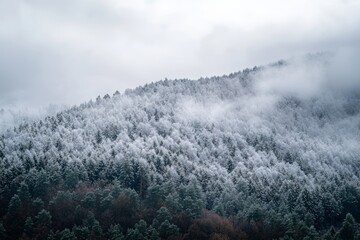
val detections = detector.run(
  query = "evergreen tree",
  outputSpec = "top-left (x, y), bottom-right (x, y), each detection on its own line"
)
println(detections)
top-left (158, 220), bottom-right (179, 239)
top-left (0, 223), bottom-right (7, 240)
top-left (5, 194), bottom-right (24, 238)
top-left (90, 221), bottom-right (103, 240)
top-left (72, 225), bottom-right (90, 240)
top-left (108, 224), bottom-right (124, 240)
top-left (148, 227), bottom-right (159, 240)
top-left (24, 217), bottom-right (34, 237)
top-left (303, 225), bottom-right (319, 240)
top-left (32, 197), bottom-right (45, 216)
top-left (152, 207), bottom-right (173, 229)
top-left (125, 220), bottom-right (150, 240)
top-left (322, 226), bottom-right (336, 240)
top-left (34, 209), bottom-right (52, 239)
top-left (95, 130), bottom-right (102, 144)
top-left (7, 194), bottom-right (22, 215)
top-left (64, 168), bottom-right (79, 189)
top-left (33, 170), bottom-right (50, 198)
top-left (57, 228), bottom-right (77, 240)
top-left (81, 192), bottom-right (96, 209)
top-left (18, 181), bottom-right (31, 203)
top-left (336, 213), bottom-right (357, 240)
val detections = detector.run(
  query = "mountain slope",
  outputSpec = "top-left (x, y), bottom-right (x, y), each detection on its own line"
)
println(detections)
top-left (1, 58), bottom-right (360, 239)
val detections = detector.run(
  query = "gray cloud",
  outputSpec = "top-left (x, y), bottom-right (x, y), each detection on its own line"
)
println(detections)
top-left (0, 0), bottom-right (360, 110)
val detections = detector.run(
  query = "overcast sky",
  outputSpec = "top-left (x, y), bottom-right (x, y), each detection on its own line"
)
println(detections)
top-left (0, 0), bottom-right (360, 109)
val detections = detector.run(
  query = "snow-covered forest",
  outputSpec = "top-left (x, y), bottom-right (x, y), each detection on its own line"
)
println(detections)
top-left (1, 57), bottom-right (360, 239)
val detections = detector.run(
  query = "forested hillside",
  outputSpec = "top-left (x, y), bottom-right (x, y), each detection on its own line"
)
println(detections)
top-left (1, 58), bottom-right (360, 239)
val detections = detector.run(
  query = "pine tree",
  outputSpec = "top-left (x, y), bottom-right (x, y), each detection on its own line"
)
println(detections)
top-left (18, 181), bottom-right (31, 203)
top-left (152, 207), bottom-right (173, 229)
top-left (24, 217), bottom-right (34, 236)
top-left (7, 194), bottom-right (22, 215)
top-left (0, 223), bottom-right (7, 240)
top-left (81, 192), bottom-right (96, 209)
top-left (337, 213), bottom-right (356, 240)
top-left (158, 220), bottom-right (179, 239)
top-left (72, 225), bottom-right (90, 240)
top-left (34, 209), bottom-right (52, 239)
top-left (5, 194), bottom-right (24, 238)
top-left (57, 228), bottom-right (77, 240)
top-left (148, 227), bottom-right (159, 240)
top-left (108, 224), bottom-right (124, 240)
top-left (32, 198), bottom-right (45, 216)
top-left (90, 221), bottom-right (103, 240)
top-left (95, 130), bottom-right (102, 144)
top-left (322, 226), bottom-right (336, 240)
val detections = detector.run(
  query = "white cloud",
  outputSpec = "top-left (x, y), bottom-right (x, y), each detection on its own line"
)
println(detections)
top-left (254, 57), bottom-right (327, 98)
top-left (0, 0), bottom-right (359, 109)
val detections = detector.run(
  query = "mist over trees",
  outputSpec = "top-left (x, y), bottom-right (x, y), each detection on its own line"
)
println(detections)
top-left (0, 58), bottom-right (360, 239)
top-left (0, 105), bottom-right (66, 133)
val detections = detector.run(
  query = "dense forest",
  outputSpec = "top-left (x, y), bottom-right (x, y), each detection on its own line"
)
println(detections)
top-left (1, 58), bottom-right (360, 239)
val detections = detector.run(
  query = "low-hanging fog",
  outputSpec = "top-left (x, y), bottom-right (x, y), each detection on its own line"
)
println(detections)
top-left (0, 0), bottom-right (360, 111)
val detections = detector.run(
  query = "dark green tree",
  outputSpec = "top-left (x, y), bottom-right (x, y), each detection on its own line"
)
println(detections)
top-left (72, 225), bottom-right (90, 240)
top-left (18, 181), bottom-right (31, 203)
top-left (322, 226), bottom-right (336, 240)
top-left (81, 192), bottom-right (96, 209)
top-left (125, 220), bottom-right (148, 240)
top-left (24, 216), bottom-right (34, 237)
top-left (5, 194), bottom-right (24, 238)
top-left (108, 224), bottom-right (124, 240)
top-left (64, 168), bottom-right (79, 189)
top-left (33, 170), bottom-right (50, 198)
top-left (303, 225), bottom-right (319, 240)
top-left (34, 209), bottom-right (52, 239)
top-left (180, 180), bottom-right (204, 218)
top-left (90, 221), bottom-right (103, 240)
top-left (32, 197), bottom-right (45, 216)
top-left (152, 207), bottom-right (173, 229)
top-left (148, 227), bottom-right (159, 240)
top-left (158, 220), bottom-right (179, 239)
top-left (56, 228), bottom-right (77, 240)
top-left (0, 223), bottom-right (7, 240)
top-left (146, 184), bottom-right (166, 209)
top-left (336, 213), bottom-right (357, 240)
